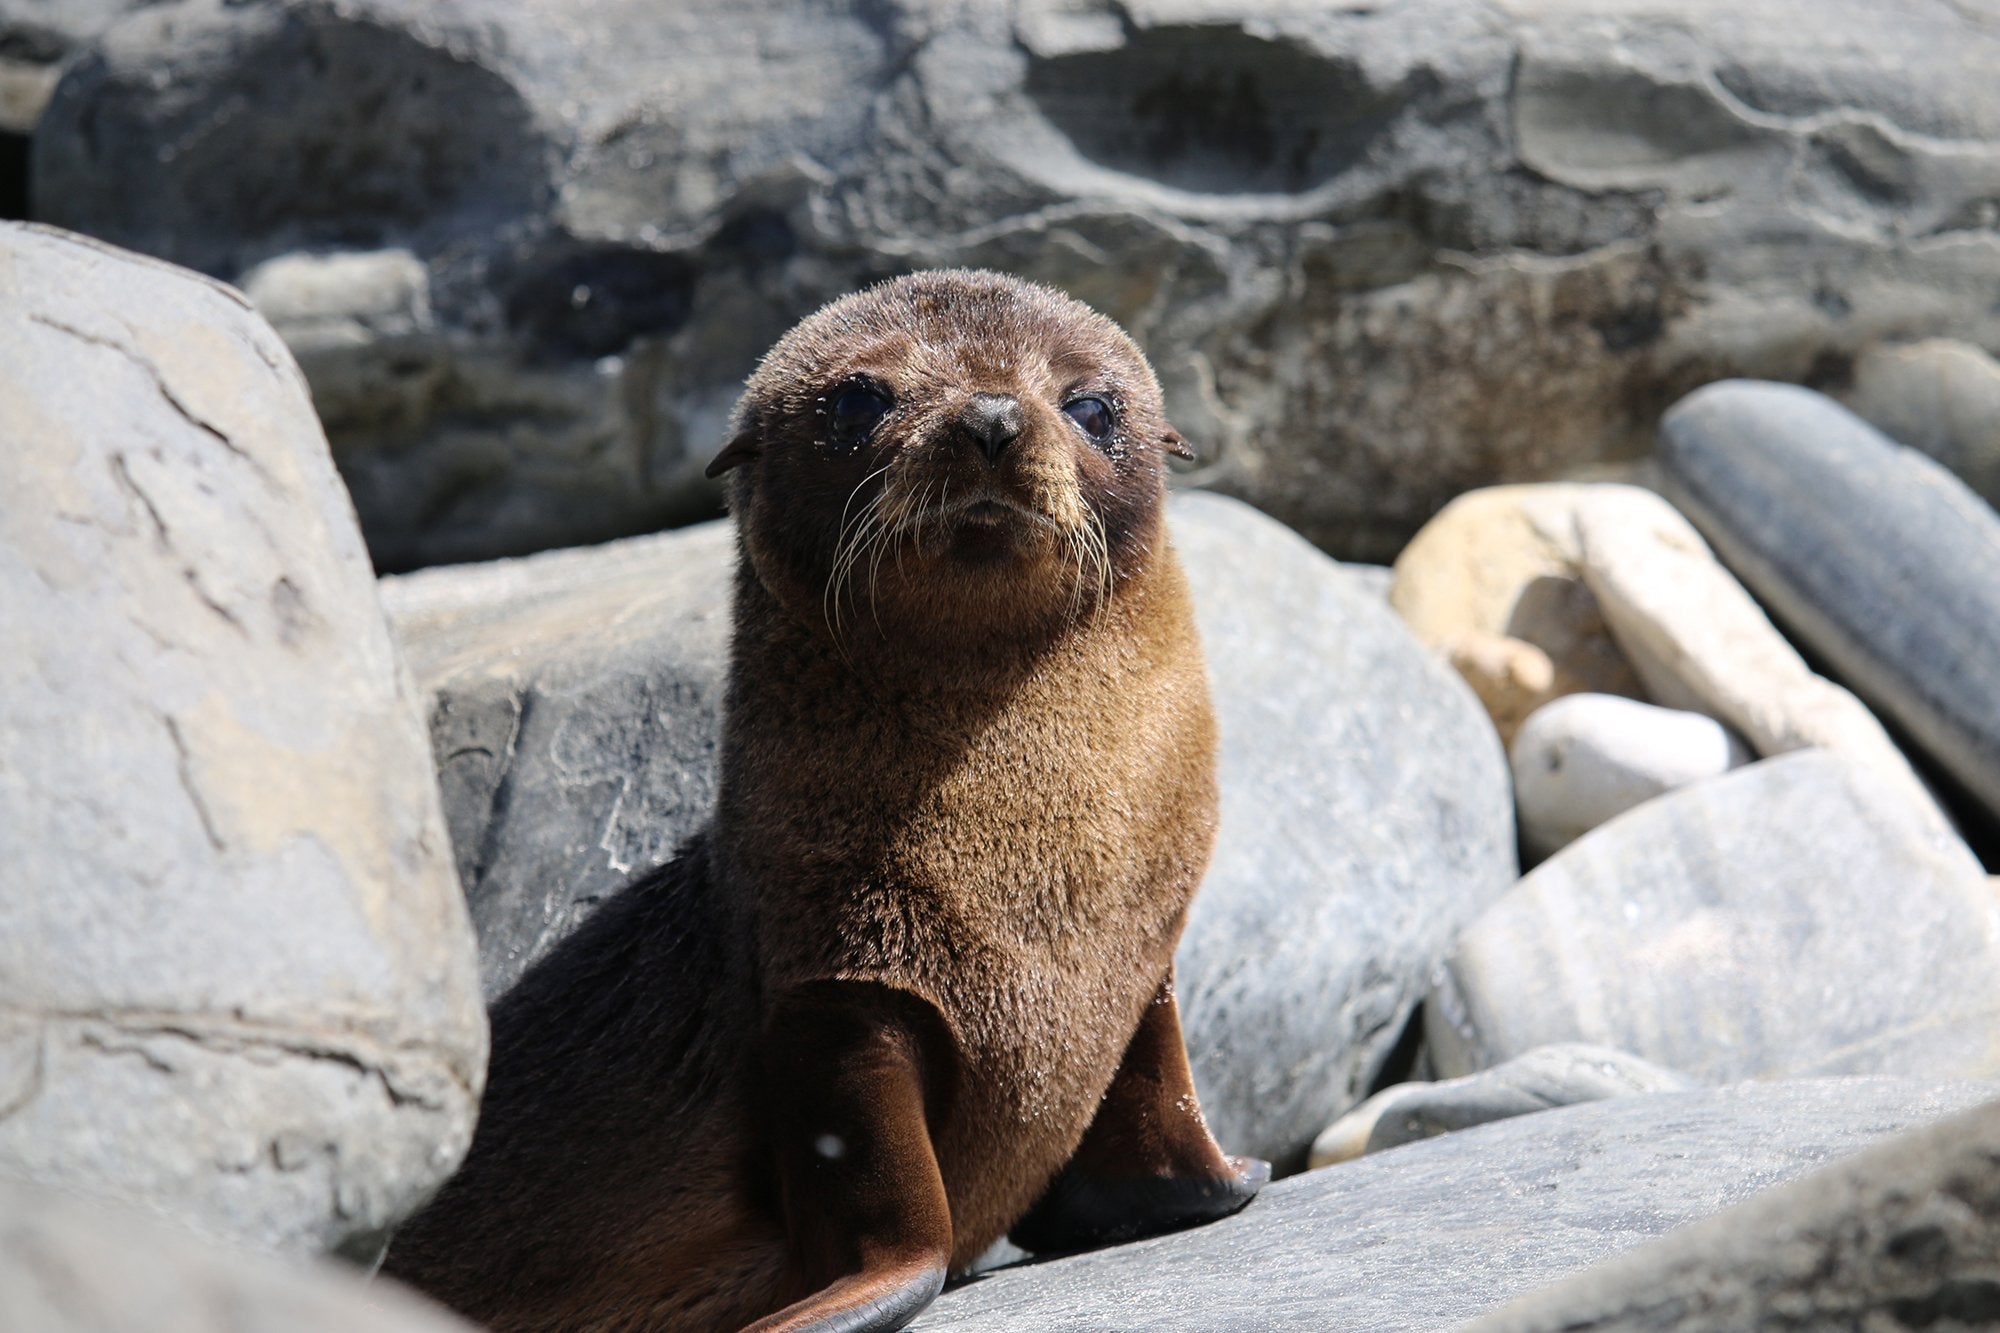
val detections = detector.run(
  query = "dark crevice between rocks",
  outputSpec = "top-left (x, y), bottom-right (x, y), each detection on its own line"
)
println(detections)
top-left (501, 243), bottom-right (699, 363)
top-left (1364, 1001), bottom-right (1429, 1097)
top-left (1890, 1277), bottom-right (2000, 1328)
top-left (0, 127), bottom-right (26, 220)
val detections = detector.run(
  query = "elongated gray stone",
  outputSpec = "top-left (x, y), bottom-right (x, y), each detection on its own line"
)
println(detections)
top-left (384, 493), bottom-right (1516, 1169)
top-left (1660, 379), bottom-right (2000, 830)
top-left (1427, 750), bottom-right (2000, 1084)
top-left (912, 1079), bottom-right (1999, 1333)
top-left (0, 222), bottom-right (485, 1255)
top-left (1308, 1044), bottom-right (1694, 1166)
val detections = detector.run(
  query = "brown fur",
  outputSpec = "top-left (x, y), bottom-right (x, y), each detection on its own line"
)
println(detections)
top-left (382, 271), bottom-right (1257, 1332)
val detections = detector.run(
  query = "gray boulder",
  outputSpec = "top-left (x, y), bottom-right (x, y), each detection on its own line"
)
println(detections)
top-left (0, 1175), bottom-right (475, 1333)
top-left (1661, 379), bottom-right (2000, 831)
top-left (1171, 492), bottom-right (1516, 1166)
top-left (385, 492), bottom-right (1516, 1168)
top-left (33, 0), bottom-right (2000, 566)
top-left (1428, 751), bottom-right (2000, 1084)
top-left (1467, 1093), bottom-right (2000, 1332)
top-left (0, 222), bottom-right (485, 1255)
top-left (379, 521), bottom-right (734, 1000)
top-left (912, 1079), bottom-right (1999, 1332)
top-left (1846, 338), bottom-right (2000, 510)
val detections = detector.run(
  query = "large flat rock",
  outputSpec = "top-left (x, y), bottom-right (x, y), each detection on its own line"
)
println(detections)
top-left (912, 1079), bottom-right (1999, 1332)
top-left (1468, 1093), bottom-right (2000, 1331)
top-left (0, 222), bottom-right (485, 1255)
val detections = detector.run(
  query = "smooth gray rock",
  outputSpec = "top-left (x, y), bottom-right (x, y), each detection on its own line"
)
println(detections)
top-left (1308, 1043), bottom-right (1694, 1166)
top-left (0, 1175), bottom-right (476, 1332)
top-left (1661, 379), bottom-right (2000, 833)
top-left (384, 492), bottom-right (1516, 1167)
top-left (34, 0), bottom-right (2000, 566)
top-left (1428, 750), bottom-right (2000, 1084)
top-left (1467, 1094), bottom-right (2000, 1332)
top-left (911, 1078), bottom-right (1998, 1333)
top-left (1847, 337), bottom-right (2000, 510)
top-left (0, 222), bottom-right (485, 1255)
top-left (1172, 492), bottom-right (1516, 1167)
top-left (380, 521), bottom-right (734, 999)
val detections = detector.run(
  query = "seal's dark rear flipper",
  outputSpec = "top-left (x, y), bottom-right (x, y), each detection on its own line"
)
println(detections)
top-left (1009, 969), bottom-right (1270, 1254)
top-left (745, 982), bottom-right (956, 1333)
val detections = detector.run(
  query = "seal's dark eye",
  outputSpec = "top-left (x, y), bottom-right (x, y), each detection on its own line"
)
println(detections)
top-left (1063, 396), bottom-right (1114, 440)
top-left (827, 383), bottom-right (891, 449)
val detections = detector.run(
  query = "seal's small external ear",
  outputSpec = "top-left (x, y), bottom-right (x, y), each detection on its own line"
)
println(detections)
top-left (1160, 428), bottom-right (1196, 462)
top-left (705, 429), bottom-right (759, 479)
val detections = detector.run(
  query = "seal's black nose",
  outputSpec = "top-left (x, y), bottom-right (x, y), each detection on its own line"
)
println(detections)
top-left (957, 394), bottom-right (1024, 463)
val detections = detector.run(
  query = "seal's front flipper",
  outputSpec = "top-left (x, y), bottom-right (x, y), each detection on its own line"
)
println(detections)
top-left (744, 983), bottom-right (955, 1333)
top-left (1010, 971), bottom-right (1269, 1255)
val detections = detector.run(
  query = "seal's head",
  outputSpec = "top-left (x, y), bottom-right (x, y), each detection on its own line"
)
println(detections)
top-left (708, 270), bottom-right (1191, 645)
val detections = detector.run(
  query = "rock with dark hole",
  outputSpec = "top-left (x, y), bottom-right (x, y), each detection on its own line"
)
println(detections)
top-left (382, 492), bottom-right (1517, 1168)
top-left (911, 1079), bottom-right (1999, 1332)
top-left (32, 0), bottom-right (2000, 567)
top-left (0, 222), bottom-right (485, 1256)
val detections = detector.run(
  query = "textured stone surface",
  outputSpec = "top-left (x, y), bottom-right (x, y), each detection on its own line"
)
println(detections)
top-left (0, 222), bottom-right (485, 1255)
top-left (912, 1079), bottom-right (1997, 1332)
top-left (1307, 1044), bottom-right (1693, 1167)
top-left (1391, 484), bottom-right (1645, 745)
top-left (33, 0), bottom-right (2000, 567)
top-left (1171, 492), bottom-right (1516, 1167)
top-left (1847, 337), bottom-right (2000, 509)
top-left (385, 492), bottom-right (1516, 1168)
top-left (1662, 379), bottom-right (2000, 831)
top-left (1511, 693), bottom-right (1749, 861)
top-left (1468, 1094), bottom-right (2000, 1332)
top-left (1428, 751), bottom-right (2000, 1084)
top-left (380, 521), bottom-right (733, 999)
top-left (1575, 481), bottom-right (1951, 838)
top-left (0, 1176), bottom-right (476, 1332)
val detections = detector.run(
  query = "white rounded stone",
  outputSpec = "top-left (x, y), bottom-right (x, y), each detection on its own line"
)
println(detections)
top-left (1511, 694), bottom-right (1749, 860)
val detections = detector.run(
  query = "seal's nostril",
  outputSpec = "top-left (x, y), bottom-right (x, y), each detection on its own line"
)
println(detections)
top-left (958, 394), bottom-right (1024, 462)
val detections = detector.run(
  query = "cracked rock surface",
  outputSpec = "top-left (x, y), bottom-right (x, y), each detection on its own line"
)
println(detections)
top-left (0, 222), bottom-right (486, 1256)
top-left (383, 493), bottom-right (1517, 1169)
top-left (32, 0), bottom-right (2000, 568)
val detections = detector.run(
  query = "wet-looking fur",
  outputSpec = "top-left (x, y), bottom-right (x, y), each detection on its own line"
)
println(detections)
top-left (382, 270), bottom-right (1266, 1333)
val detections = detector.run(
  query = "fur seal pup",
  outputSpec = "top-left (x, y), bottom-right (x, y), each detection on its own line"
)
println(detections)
top-left (382, 269), bottom-right (1268, 1332)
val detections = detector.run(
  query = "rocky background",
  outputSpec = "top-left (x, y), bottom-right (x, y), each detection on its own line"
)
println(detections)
top-left (8, 0), bottom-right (2000, 1328)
